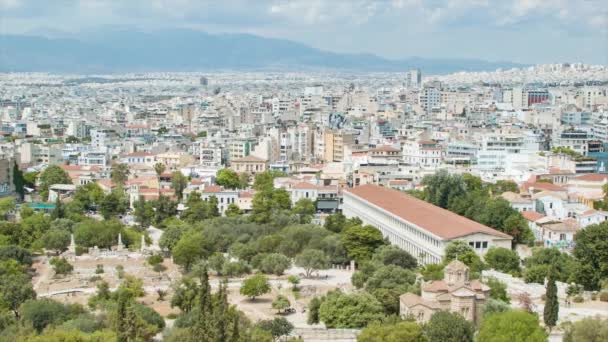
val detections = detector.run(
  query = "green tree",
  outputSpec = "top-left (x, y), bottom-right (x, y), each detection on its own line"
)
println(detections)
top-left (292, 198), bottom-right (316, 224)
top-left (358, 321), bottom-right (427, 342)
top-left (287, 275), bottom-right (300, 290)
top-left (319, 290), bottom-right (385, 328)
top-left (524, 247), bottom-right (577, 284)
top-left (485, 277), bottom-right (510, 304)
top-left (543, 266), bottom-right (559, 331)
top-left (151, 195), bottom-right (178, 225)
top-left (0, 260), bottom-right (36, 317)
top-left (295, 249), bottom-right (330, 277)
top-left (172, 233), bottom-right (212, 271)
top-left (484, 247), bottom-right (521, 274)
top-left (341, 225), bottom-right (385, 262)
top-left (153, 162), bottom-right (166, 179)
top-left (74, 219), bottom-right (125, 248)
top-left (12, 161), bottom-right (25, 200)
top-left (240, 274), bottom-right (271, 300)
top-left (110, 163), bottom-right (130, 186)
top-left (259, 253), bottom-right (291, 275)
top-left (573, 222), bottom-right (608, 290)
top-left (23, 171), bottom-right (38, 188)
top-left (420, 263), bottom-right (445, 281)
top-left (73, 182), bottom-right (105, 211)
top-left (171, 171), bottom-right (188, 201)
top-left (480, 299), bottom-right (510, 320)
top-left (563, 316), bottom-right (608, 342)
top-left (50, 256), bottom-right (73, 276)
top-left (39, 165), bottom-right (72, 200)
top-left (170, 276), bottom-right (199, 313)
top-left (425, 311), bottom-right (474, 342)
top-left (422, 169), bottom-right (467, 209)
top-left (225, 203), bottom-right (243, 217)
top-left (307, 297), bottom-right (322, 324)
top-left (19, 298), bottom-right (75, 333)
top-left (324, 212), bottom-right (347, 233)
top-left (477, 310), bottom-right (546, 342)
top-left (373, 245), bottom-right (417, 269)
top-left (51, 196), bottom-right (65, 220)
top-left (0, 198), bottom-right (16, 222)
top-left (133, 197), bottom-right (154, 229)
top-left (99, 188), bottom-right (128, 220)
top-left (256, 317), bottom-right (294, 339)
top-left (319, 234), bottom-right (349, 265)
top-left (272, 295), bottom-right (290, 314)
top-left (41, 228), bottom-right (70, 254)
top-left (444, 240), bottom-right (474, 262)
top-left (216, 169), bottom-right (242, 189)
top-left (0, 245), bottom-right (33, 266)
top-left (253, 170), bottom-right (285, 192)
top-left (251, 188), bottom-right (292, 224)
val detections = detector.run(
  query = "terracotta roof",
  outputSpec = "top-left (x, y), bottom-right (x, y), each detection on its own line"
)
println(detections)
top-left (399, 293), bottom-right (440, 309)
top-left (239, 191), bottom-right (254, 198)
top-left (346, 185), bottom-right (512, 240)
top-left (61, 165), bottom-right (101, 171)
top-left (521, 182), bottom-right (566, 192)
top-left (422, 280), bottom-right (448, 293)
top-left (573, 173), bottom-right (608, 182)
top-left (418, 140), bottom-right (437, 145)
top-left (292, 182), bottom-right (318, 190)
top-left (521, 211), bottom-right (545, 222)
top-left (96, 179), bottom-right (115, 188)
top-left (203, 185), bottom-right (223, 193)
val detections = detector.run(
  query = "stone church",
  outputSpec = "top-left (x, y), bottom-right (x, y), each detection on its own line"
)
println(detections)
top-left (399, 260), bottom-right (490, 324)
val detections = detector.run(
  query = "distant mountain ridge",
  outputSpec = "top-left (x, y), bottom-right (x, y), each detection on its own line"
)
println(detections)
top-left (0, 29), bottom-right (526, 74)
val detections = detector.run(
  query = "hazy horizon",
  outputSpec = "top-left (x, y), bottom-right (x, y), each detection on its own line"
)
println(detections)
top-left (1, 0), bottom-right (606, 65)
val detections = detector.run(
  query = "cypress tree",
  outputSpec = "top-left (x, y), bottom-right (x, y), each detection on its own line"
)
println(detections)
top-left (51, 196), bottom-right (65, 219)
top-left (12, 161), bottom-right (24, 200)
top-left (543, 265), bottom-right (559, 330)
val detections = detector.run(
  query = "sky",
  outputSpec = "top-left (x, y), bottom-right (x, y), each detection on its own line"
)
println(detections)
top-left (0, 0), bottom-right (606, 64)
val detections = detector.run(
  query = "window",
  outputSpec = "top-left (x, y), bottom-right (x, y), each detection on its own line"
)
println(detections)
top-left (475, 241), bottom-right (481, 249)
top-left (482, 241), bottom-right (488, 248)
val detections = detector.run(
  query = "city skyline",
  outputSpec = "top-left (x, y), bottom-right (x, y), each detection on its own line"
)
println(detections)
top-left (0, 0), bottom-right (606, 65)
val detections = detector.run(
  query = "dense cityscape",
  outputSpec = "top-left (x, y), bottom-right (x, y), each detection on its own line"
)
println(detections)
top-left (1, 0), bottom-right (608, 341)
top-left (0, 63), bottom-right (607, 341)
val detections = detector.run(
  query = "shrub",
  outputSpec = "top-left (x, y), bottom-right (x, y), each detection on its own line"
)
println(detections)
top-left (88, 275), bottom-right (102, 282)
top-left (75, 246), bottom-right (86, 256)
top-left (95, 264), bottom-right (104, 274)
top-left (573, 295), bottom-right (584, 303)
top-left (599, 292), bottom-right (608, 302)
top-left (166, 313), bottom-right (178, 319)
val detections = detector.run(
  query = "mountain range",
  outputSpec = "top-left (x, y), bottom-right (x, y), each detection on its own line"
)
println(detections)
top-left (0, 29), bottom-right (526, 74)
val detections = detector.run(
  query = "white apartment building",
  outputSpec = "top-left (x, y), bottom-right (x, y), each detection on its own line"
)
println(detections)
top-left (402, 140), bottom-right (443, 168)
top-left (475, 133), bottom-right (525, 172)
top-left (201, 185), bottom-right (239, 215)
top-left (343, 185), bottom-right (512, 264)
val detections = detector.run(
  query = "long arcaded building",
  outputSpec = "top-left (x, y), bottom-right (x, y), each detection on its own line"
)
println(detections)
top-left (342, 185), bottom-right (512, 264)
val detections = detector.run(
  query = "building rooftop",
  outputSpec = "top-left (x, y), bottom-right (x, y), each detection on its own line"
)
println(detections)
top-left (346, 185), bottom-right (512, 240)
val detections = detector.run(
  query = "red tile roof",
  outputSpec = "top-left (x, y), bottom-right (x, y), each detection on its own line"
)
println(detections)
top-left (521, 211), bottom-right (545, 222)
top-left (346, 185), bottom-right (512, 240)
top-left (573, 173), bottom-right (608, 182)
top-left (292, 182), bottom-right (318, 190)
top-left (521, 182), bottom-right (566, 192)
top-left (203, 185), bottom-right (223, 193)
